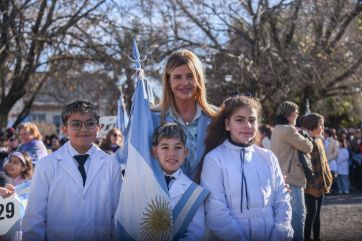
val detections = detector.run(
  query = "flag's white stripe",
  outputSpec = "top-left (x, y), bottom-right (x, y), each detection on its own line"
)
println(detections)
top-left (118, 143), bottom-right (169, 240)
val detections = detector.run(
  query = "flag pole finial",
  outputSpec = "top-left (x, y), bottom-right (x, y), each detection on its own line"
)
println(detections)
top-left (129, 39), bottom-right (146, 69)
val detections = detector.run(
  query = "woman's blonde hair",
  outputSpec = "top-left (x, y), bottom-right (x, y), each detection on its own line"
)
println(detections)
top-left (18, 122), bottom-right (42, 140)
top-left (159, 50), bottom-right (216, 120)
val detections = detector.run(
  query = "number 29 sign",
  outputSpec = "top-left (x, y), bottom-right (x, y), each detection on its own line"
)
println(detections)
top-left (0, 195), bottom-right (20, 235)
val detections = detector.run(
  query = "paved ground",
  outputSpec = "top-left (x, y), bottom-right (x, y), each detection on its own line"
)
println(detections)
top-left (320, 190), bottom-right (362, 241)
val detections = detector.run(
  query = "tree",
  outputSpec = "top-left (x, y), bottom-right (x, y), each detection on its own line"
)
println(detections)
top-left (0, 0), bottom-right (106, 128)
top-left (140, 0), bottom-right (362, 124)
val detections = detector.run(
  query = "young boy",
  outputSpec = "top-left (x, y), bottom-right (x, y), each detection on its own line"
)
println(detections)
top-left (22, 100), bottom-right (122, 241)
top-left (151, 123), bottom-right (208, 241)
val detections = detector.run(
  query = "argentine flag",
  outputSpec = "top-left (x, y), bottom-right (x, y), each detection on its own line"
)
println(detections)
top-left (116, 97), bottom-right (128, 136)
top-left (115, 72), bottom-right (172, 241)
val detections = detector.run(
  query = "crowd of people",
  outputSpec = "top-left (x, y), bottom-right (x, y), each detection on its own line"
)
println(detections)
top-left (0, 49), bottom-right (361, 241)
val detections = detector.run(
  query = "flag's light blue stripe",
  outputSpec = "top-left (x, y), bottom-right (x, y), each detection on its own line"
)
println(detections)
top-left (129, 79), bottom-right (168, 192)
top-left (117, 221), bottom-right (137, 241)
top-left (172, 184), bottom-right (209, 240)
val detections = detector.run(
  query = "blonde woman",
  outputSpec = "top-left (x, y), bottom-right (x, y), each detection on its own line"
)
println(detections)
top-left (117, 50), bottom-right (216, 182)
top-left (18, 122), bottom-right (48, 165)
top-left (152, 50), bottom-right (217, 182)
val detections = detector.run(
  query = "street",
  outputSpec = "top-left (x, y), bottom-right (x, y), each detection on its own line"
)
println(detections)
top-left (320, 191), bottom-right (362, 241)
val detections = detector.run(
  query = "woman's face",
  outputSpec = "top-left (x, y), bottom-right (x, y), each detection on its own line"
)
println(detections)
top-left (110, 131), bottom-right (122, 145)
top-left (18, 128), bottom-right (33, 144)
top-left (169, 64), bottom-right (197, 102)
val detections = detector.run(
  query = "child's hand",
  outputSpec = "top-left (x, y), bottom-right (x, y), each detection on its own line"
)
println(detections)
top-left (0, 184), bottom-right (15, 198)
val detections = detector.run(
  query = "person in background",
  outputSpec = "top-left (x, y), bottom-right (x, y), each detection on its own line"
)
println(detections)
top-left (49, 134), bottom-right (60, 152)
top-left (17, 122), bottom-right (48, 165)
top-left (259, 124), bottom-right (272, 150)
top-left (336, 137), bottom-right (350, 194)
top-left (300, 113), bottom-right (332, 241)
top-left (0, 135), bottom-right (9, 172)
top-left (1, 152), bottom-right (33, 241)
top-left (2, 152), bottom-right (33, 186)
top-left (271, 101), bottom-right (314, 241)
top-left (43, 135), bottom-right (52, 150)
top-left (349, 129), bottom-right (361, 190)
top-left (100, 128), bottom-right (123, 154)
top-left (201, 95), bottom-right (293, 241)
top-left (5, 128), bottom-right (18, 151)
top-left (323, 128), bottom-right (339, 194)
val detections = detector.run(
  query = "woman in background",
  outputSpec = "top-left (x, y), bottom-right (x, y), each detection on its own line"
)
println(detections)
top-left (323, 128), bottom-right (339, 194)
top-left (301, 113), bottom-right (332, 241)
top-left (18, 122), bottom-right (48, 165)
top-left (100, 128), bottom-right (123, 154)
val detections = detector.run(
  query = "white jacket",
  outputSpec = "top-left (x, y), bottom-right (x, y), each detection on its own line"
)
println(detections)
top-left (336, 147), bottom-right (349, 175)
top-left (201, 140), bottom-right (293, 241)
top-left (169, 169), bottom-right (206, 241)
top-left (22, 142), bottom-right (122, 241)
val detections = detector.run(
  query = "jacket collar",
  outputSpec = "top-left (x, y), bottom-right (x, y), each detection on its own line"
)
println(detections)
top-left (55, 142), bottom-right (108, 193)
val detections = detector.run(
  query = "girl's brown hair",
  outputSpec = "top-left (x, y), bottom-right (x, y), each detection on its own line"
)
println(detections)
top-left (204, 95), bottom-right (262, 155)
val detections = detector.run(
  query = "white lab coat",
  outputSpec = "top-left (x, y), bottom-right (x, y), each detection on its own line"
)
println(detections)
top-left (168, 169), bottom-right (206, 241)
top-left (201, 140), bottom-right (293, 241)
top-left (336, 147), bottom-right (349, 175)
top-left (22, 142), bottom-right (122, 241)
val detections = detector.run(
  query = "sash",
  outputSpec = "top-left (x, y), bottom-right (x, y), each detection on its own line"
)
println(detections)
top-left (172, 183), bottom-right (209, 240)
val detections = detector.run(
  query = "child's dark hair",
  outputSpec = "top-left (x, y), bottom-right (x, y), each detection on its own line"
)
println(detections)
top-left (152, 123), bottom-right (187, 147)
top-left (300, 113), bottom-right (324, 131)
top-left (61, 100), bottom-right (100, 125)
top-left (204, 95), bottom-right (262, 155)
top-left (259, 124), bottom-right (272, 139)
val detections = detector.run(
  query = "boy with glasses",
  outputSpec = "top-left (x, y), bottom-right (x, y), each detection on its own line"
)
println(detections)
top-left (23, 100), bottom-right (122, 241)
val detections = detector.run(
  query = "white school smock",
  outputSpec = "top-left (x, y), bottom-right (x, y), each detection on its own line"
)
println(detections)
top-left (22, 142), bottom-right (122, 241)
top-left (168, 169), bottom-right (206, 241)
top-left (336, 147), bottom-right (349, 175)
top-left (201, 140), bottom-right (293, 241)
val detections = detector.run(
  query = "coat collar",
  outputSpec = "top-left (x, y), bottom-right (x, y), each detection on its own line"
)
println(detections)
top-left (223, 139), bottom-right (255, 152)
top-left (169, 170), bottom-right (191, 198)
top-left (54, 142), bottom-right (108, 193)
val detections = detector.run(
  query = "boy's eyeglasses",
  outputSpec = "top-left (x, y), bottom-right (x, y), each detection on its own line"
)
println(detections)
top-left (112, 133), bottom-right (121, 137)
top-left (68, 120), bottom-right (97, 130)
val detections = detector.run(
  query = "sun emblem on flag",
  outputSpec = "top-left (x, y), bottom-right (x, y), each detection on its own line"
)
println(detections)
top-left (140, 196), bottom-right (173, 241)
